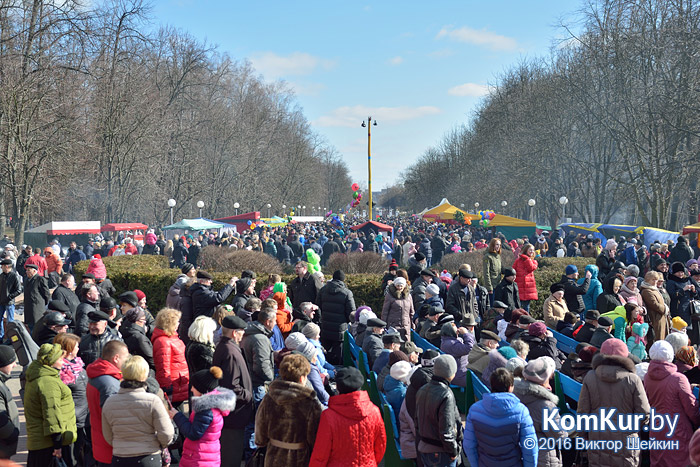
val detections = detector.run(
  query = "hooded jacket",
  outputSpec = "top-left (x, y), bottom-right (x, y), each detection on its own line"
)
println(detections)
top-left (151, 327), bottom-right (189, 402)
top-left (559, 274), bottom-right (589, 316)
top-left (309, 390), bottom-right (386, 467)
top-left (596, 275), bottom-right (625, 315)
top-left (121, 321), bottom-right (155, 369)
top-left (578, 265), bottom-right (602, 312)
top-left (381, 283), bottom-right (414, 339)
top-left (578, 353), bottom-right (650, 467)
top-left (58, 358), bottom-right (88, 428)
top-left (241, 321), bottom-right (274, 386)
top-left (191, 282), bottom-right (234, 319)
top-left (666, 273), bottom-right (698, 324)
top-left (255, 379), bottom-right (323, 467)
top-left (318, 279), bottom-right (356, 343)
top-left (24, 361), bottom-right (77, 451)
top-left (0, 371), bottom-right (19, 458)
top-left (464, 391), bottom-right (537, 466)
top-left (86, 358), bottom-right (122, 463)
top-left (644, 360), bottom-right (700, 467)
top-left (175, 388), bottom-right (236, 467)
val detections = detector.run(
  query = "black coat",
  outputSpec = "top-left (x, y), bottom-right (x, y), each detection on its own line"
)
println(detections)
top-left (0, 271), bottom-right (22, 306)
top-left (64, 362), bottom-right (88, 428)
top-left (288, 240), bottom-right (304, 261)
top-left (77, 330), bottom-right (122, 366)
top-left (559, 275), bottom-right (589, 316)
top-left (121, 321), bottom-right (155, 369)
top-left (51, 284), bottom-right (80, 317)
top-left (666, 274), bottom-right (699, 323)
top-left (172, 242), bottom-right (189, 267)
top-left (289, 273), bottom-right (322, 312)
top-left (185, 340), bottom-right (214, 376)
top-left (23, 274), bottom-right (50, 327)
top-left (596, 252), bottom-right (615, 277)
top-left (74, 299), bottom-right (98, 337)
top-left (276, 244), bottom-right (293, 264)
top-left (317, 280), bottom-right (356, 343)
top-left (0, 372), bottom-right (19, 458)
top-left (575, 322), bottom-right (597, 344)
top-left (414, 376), bottom-right (462, 457)
top-left (321, 240), bottom-right (340, 265)
top-left (521, 333), bottom-right (565, 367)
top-left (177, 282), bottom-right (195, 343)
top-left (445, 280), bottom-right (477, 323)
top-left (190, 282), bottom-right (233, 319)
top-left (493, 278), bottom-right (521, 315)
top-left (213, 337), bottom-right (254, 429)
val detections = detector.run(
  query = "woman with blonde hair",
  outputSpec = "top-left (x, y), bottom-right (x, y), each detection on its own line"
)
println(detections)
top-left (212, 304), bottom-right (235, 344)
top-left (152, 308), bottom-right (189, 406)
top-left (641, 271), bottom-right (669, 343)
top-left (483, 238), bottom-right (502, 307)
top-left (185, 316), bottom-right (217, 376)
top-left (102, 355), bottom-right (174, 467)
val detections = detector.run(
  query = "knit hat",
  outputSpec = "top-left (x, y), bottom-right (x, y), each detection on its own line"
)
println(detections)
top-left (118, 291), bottom-right (138, 308)
top-left (433, 354), bottom-right (458, 379)
top-left (133, 289), bottom-right (146, 302)
top-left (414, 252), bottom-right (425, 262)
top-left (284, 332), bottom-right (307, 350)
top-left (549, 283), bottom-right (565, 294)
top-left (181, 263), bottom-right (195, 274)
top-left (523, 356), bottom-right (556, 385)
top-left (666, 332), bottom-right (689, 354)
top-left (635, 362), bottom-right (649, 380)
top-left (389, 259), bottom-right (399, 271)
top-left (623, 275), bottom-right (637, 286)
top-left (37, 343), bottom-right (63, 366)
top-left (686, 259), bottom-right (699, 269)
top-left (672, 316), bottom-right (688, 331)
top-left (503, 268), bottom-right (516, 278)
top-left (0, 346), bottom-right (16, 368)
top-left (506, 357), bottom-right (525, 373)
top-left (676, 346), bottom-right (697, 367)
top-left (649, 340), bottom-right (674, 363)
top-left (578, 345), bottom-right (599, 363)
top-left (426, 284), bottom-right (440, 296)
top-left (393, 277), bottom-right (407, 288)
top-left (294, 341), bottom-right (317, 363)
top-left (301, 323), bottom-right (321, 340)
top-left (671, 262), bottom-right (686, 275)
top-left (388, 350), bottom-right (409, 367)
top-left (497, 346), bottom-right (517, 360)
top-left (332, 270), bottom-right (345, 282)
top-left (191, 366), bottom-right (222, 394)
top-left (390, 361), bottom-right (412, 385)
top-left (336, 367), bottom-right (364, 394)
top-left (528, 322), bottom-right (547, 338)
top-left (600, 338), bottom-right (628, 357)
top-left (565, 265), bottom-right (578, 275)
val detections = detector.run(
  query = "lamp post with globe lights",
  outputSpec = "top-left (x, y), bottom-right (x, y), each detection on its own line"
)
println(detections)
top-left (282, 204), bottom-right (286, 216)
top-left (474, 202), bottom-right (479, 213)
top-left (501, 200), bottom-right (507, 216)
top-left (266, 203), bottom-right (271, 218)
top-left (559, 196), bottom-right (569, 221)
top-left (167, 199), bottom-right (176, 225)
top-left (234, 202), bottom-right (240, 216)
top-left (196, 200), bottom-right (204, 218)
top-left (528, 199), bottom-right (536, 222)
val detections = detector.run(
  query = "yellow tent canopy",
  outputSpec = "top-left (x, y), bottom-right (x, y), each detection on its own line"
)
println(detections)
top-left (487, 214), bottom-right (536, 227)
top-left (421, 198), bottom-right (474, 221)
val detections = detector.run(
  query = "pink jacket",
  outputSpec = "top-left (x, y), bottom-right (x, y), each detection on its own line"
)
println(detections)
top-left (177, 388), bottom-right (236, 467)
top-left (644, 360), bottom-right (700, 467)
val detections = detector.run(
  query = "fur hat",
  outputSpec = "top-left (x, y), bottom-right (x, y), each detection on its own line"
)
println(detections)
top-left (649, 340), bottom-right (674, 363)
top-left (671, 262), bottom-right (686, 275)
top-left (191, 366), bottom-right (222, 394)
top-left (523, 356), bottom-right (556, 384)
top-left (433, 354), bottom-right (458, 379)
top-left (388, 350), bottom-right (409, 367)
top-left (549, 283), bottom-right (565, 294)
top-left (600, 338), bottom-right (628, 357)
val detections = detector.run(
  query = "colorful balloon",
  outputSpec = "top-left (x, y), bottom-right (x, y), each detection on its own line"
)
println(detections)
top-left (357, 193), bottom-right (362, 201)
top-left (247, 220), bottom-right (252, 225)
top-left (351, 183), bottom-right (360, 192)
top-left (250, 224), bottom-right (255, 230)
top-left (353, 191), bottom-right (359, 200)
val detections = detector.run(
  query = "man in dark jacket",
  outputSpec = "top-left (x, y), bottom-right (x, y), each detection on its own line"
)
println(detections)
top-left (404, 349), bottom-right (439, 420)
top-left (32, 312), bottom-right (70, 346)
top-left (0, 259), bottom-right (22, 344)
top-left (493, 268), bottom-right (521, 319)
top-left (23, 264), bottom-right (50, 331)
top-left (0, 346), bottom-right (19, 459)
top-left (14, 245), bottom-right (31, 280)
top-left (51, 273), bottom-right (80, 318)
top-left (589, 316), bottom-right (614, 348)
top-left (361, 318), bottom-right (387, 367)
top-left (321, 236), bottom-right (340, 266)
top-left (276, 238), bottom-right (293, 264)
top-left (669, 236), bottom-right (694, 265)
top-left (415, 354), bottom-right (463, 465)
top-left (288, 261), bottom-right (322, 315)
top-left (213, 315), bottom-right (253, 467)
top-left (445, 269), bottom-right (477, 324)
top-left (120, 307), bottom-right (154, 369)
top-left (596, 244), bottom-right (617, 277)
top-left (431, 232), bottom-right (447, 266)
top-left (231, 277), bottom-right (255, 318)
top-left (75, 285), bottom-right (101, 337)
top-left (411, 269), bottom-right (435, 318)
top-left (317, 269), bottom-right (356, 365)
top-left (288, 235), bottom-right (304, 264)
top-left (78, 311), bottom-right (122, 366)
top-left (559, 265), bottom-right (591, 317)
top-left (190, 270), bottom-right (236, 318)
top-left (171, 237), bottom-right (189, 268)
top-left (575, 310), bottom-right (600, 344)
top-left (419, 235), bottom-right (433, 266)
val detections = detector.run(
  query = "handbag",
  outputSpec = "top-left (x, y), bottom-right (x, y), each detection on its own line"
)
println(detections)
top-left (245, 447), bottom-right (266, 467)
top-left (690, 299), bottom-right (700, 318)
top-left (49, 456), bottom-right (68, 467)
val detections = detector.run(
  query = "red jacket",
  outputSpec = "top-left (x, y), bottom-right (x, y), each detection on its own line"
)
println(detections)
top-left (512, 254), bottom-right (538, 301)
top-left (152, 327), bottom-right (190, 402)
top-left (86, 359), bottom-right (122, 464)
top-left (24, 254), bottom-right (48, 277)
top-left (309, 390), bottom-right (386, 467)
top-left (124, 243), bottom-right (138, 255)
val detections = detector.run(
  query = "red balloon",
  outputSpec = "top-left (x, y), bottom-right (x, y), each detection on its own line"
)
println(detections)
top-left (351, 183), bottom-right (360, 192)
top-left (489, 212), bottom-right (495, 220)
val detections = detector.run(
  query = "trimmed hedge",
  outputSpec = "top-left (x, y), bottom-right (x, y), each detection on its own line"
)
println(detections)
top-left (73, 254), bottom-right (593, 320)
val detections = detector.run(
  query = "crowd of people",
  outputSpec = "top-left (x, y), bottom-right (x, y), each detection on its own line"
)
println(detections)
top-left (1, 223), bottom-right (700, 466)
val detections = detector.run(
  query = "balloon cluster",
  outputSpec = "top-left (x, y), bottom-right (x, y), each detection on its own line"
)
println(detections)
top-left (246, 220), bottom-right (257, 230)
top-left (350, 182), bottom-right (363, 208)
top-left (479, 210), bottom-right (495, 227)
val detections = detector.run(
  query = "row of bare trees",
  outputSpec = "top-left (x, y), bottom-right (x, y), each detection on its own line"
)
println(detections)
top-left (398, 0), bottom-right (700, 231)
top-left (0, 0), bottom-right (351, 245)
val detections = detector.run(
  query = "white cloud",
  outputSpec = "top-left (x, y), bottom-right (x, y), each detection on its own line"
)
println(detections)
top-left (287, 81), bottom-right (326, 97)
top-left (249, 52), bottom-right (335, 80)
top-left (436, 26), bottom-right (517, 51)
top-left (388, 56), bottom-right (403, 65)
top-left (448, 83), bottom-right (490, 97)
top-left (314, 105), bottom-right (441, 128)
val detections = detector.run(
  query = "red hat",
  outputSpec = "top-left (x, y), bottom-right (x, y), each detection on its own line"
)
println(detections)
top-left (133, 289), bottom-right (146, 302)
top-left (389, 259), bottom-right (398, 271)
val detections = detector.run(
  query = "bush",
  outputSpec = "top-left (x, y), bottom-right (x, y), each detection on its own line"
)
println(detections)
top-left (437, 249), bottom-right (515, 283)
top-left (324, 252), bottom-right (389, 275)
top-left (529, 257), bottom-right (596, 320)
top-left (198, 246), bottom-right (284, 275)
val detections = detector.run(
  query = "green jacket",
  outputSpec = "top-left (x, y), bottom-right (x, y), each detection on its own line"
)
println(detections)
top-left (23, 360), bottom-right (77, 451)
top-left (482, 252), bottom-right (502, 292)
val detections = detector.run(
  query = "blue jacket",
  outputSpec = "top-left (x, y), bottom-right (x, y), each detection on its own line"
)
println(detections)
top-left (464, 392), bottom-right (538, 467)
top-left (309, 339), bottom-right (335, 378)
top-left (579, 264), bottom-right (603, 314)
top-left (623, 245), bottom-right (638, 267)
top-left (307, 364), bottom-right (329, 406)
top-left (383, 375), bottom-right (406, 416)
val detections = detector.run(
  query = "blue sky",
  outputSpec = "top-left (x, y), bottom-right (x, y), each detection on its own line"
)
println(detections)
top-left (151, 1), bottom-right (581, 189)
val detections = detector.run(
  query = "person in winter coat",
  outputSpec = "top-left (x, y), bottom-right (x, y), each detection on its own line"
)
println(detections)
top-left (0, 259), bottom-right (22, 343)
top-left (381, 277), bottom-right (415, 342)
top-left (601, 303), bottom-right (640, 342)
top-left (644, 340), bottom-right (700, 467)
top-left (231, 277), bottom-right (255, 318)
top-left (666, 262), bottom-right (698, 335)
top-left (513, 357), bottom-right (567, 467)
top-left (255, 354), bottom-right (322, 467)
top-left (166, 263), bottom-right (197, 310)
top-left (668, 235), bottom-right (694, 265)
top-left (482, 238), bottom-right (503, 306)
top-left (493, 268), bottom-right (521, 316)
top-left (445, 269), bottom-right (478, 323)
top-left (384, 361), bottom-right (411, 417)
top-left (171, 238), bottom-right (189, 268)
top-left (559, 265), bottom-right (591, 318)
top-left (513, 245), bottom-right (539, 313)
top-left (291, 340), bottom-right (329, 406)
top-left (620, 275), bottom-right (643, 306)
top-left (171, 366), bottom-right (236, 467)
top-left (467, 329), bottom-right (501, 377)
top-left (597, 275), bottom-right (625, 314)
top-left (464, 368), bottom-right (537, 467)
top-left (78, 310), bottom-right (122, 366)
top-left (522, 322), bottom-right (565, 367)
top-left (289, 261), bottom-right (323, 312)
top-left (51, 273), bottom-right (80, 318)
top-left (596, 241), bottom-right (617, 277)
top-left (190, 271), bottom-right (236, 319)
top-left (626, 322), bottom-right (649, 361)
top-left (0, 347), bottom-right (19, 460)
top-left (74, 285), bottom-right (100, 337)
top-left (55, 333), bottom-right (88, 466)
top-left (309, 366), bottom-right (385, 467)
top-left (151, 308), bottom-right (189, 406)
top-left (185, 316), bottom-right (216, 376)
top-left (317, 270), bottom-right (356, 365)
top-left (23, 264), bottom-right (50, 331)
top-left (578, 264), bottom-right (603, 315)
top-left (543, 283), bottom-right (569, 329)
top-left (641, 271), bottom-right (669, 343)
top-left (24, 343), bottom-right (77, 467)
top-left (578, 338), bottom-right (650, 467)
top-left (177, 279), bottom-right (196, 344)
top-left (440, 322), bottom-right (475, 387)
top-left (272, 288), bottom-right (294, 338)
top-left (101, 355), bottom-right (174, 467)
top-left (418, 235), bottom-right (433, 266)
top-left (121, 307), bottom-right (155, 370)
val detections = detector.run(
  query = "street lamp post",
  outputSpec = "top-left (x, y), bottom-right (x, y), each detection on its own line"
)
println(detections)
top-left (266, 203), bottom-right (271, 218)
top-left (474, 202), bottom-right (479, 213)
top-left (234, 202), bottom-right (240, 216)
top-left (559, 196), bottom-right (569, 221)
top-left (528, 199), bottom-right (536, 222)
top-left (361, 116), bottom-right (378, 219)
top-left (167, 199), bottom-right (176, 225)
top-left (303, 205), bottom-right (306, 216)
top-left (196, 200), bottom-right (204, 218)
top-left (282, 204), bottom-right (286, 216)
top-left (501, 200), bottom-right (507, 215)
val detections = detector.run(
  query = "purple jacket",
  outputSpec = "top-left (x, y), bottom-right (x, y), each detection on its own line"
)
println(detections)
top-left (440, 330), bottom-right (475, 385)
top-left (644, 360), bottom-right (700, 467)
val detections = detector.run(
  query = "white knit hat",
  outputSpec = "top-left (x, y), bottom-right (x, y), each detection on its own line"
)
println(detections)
top-left (506, 357), bottom-right (526, 373)
top-left (665, 332), bottom-right (689, 355)
top-left (635, 362), bottom-right (649, 380)
top-left (390, 361), bottom-right (412, 385)
top-left (359, 309), bottom-right (378, 325)
top-left (649, 340), bottom-right (674, 363)
top-left (284, 332), bottom-right (307, 351)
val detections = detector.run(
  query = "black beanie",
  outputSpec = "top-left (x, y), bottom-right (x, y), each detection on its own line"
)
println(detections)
top-left (335, 367), bottom-right (364, 394)
top-left (191, 366), bottom-right (222, 394)
top-left (671, 262), bottom-right (686, 275)
top-left (333, 270), bottom-right (345, 282)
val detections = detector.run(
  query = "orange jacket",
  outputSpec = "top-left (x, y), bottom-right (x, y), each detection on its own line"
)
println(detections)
top-left (44, 248), bottom-right (63, 274)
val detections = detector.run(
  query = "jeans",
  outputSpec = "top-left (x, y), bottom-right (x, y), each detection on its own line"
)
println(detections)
top-left (521, 300), bottom-right (530, 312)
top-left (244, 385), bottom-right (268, 459)
top-left (419, 451), bottom-right (457, 467)
top-left (0, 304), bottom-right (15, 340)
